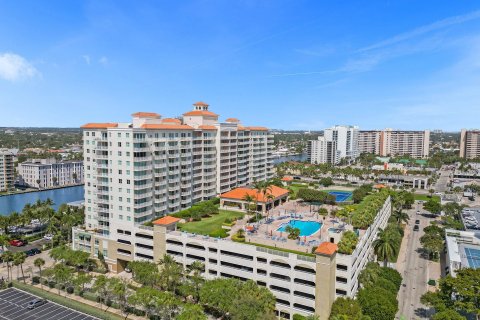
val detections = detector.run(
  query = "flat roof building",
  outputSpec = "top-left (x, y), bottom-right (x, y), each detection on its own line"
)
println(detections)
top-left (0, 150), bottom-right (15, 192)
top-left (358, 129), bottom-right (430, 158)
top-left (445, 229), bottom-right (480, 277)
top-left (459, 129), bottom-right (480, 159)
top-left (18, 158), bottom-right (84, 189)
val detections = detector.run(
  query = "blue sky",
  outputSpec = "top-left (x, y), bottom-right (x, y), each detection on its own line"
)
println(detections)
top-left (1, 1), bottom-right (480, 130)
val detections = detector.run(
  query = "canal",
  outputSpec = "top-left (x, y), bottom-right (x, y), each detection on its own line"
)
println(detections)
top-left (272, 153), bottom-right (308, 164)
top-left (0, 185), bottom-right (84, 216)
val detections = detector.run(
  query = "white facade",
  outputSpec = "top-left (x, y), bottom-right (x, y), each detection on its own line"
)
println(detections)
top-left (445, 229), bottom-right (480, 277)
top-left (0, 150), bottom-right (14, 192)
top-left (308, 136), bottom-right (338, 164)
top-left (323, 125), bottom-right (359, 160)
top-left (18, 158), bottom-right (84, 189)
top-left (81, 103), bottom-right (273, 237)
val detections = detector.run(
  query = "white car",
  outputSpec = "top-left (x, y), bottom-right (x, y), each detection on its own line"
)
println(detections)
top-left (43, 234), bottom-right (53, 241)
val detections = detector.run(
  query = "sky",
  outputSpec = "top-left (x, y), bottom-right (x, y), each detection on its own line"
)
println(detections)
top-left (1, 1), bottom-right (480, 131)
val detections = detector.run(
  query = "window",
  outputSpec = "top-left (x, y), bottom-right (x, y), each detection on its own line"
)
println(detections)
top-left (294, 265), bottom-right (316, 274)
top-left (336, 276), bottom-right (348, 284)
top-left (337, 264), bottom-right (348, 271)
top-left (336, 289), bottom-right (347, 296)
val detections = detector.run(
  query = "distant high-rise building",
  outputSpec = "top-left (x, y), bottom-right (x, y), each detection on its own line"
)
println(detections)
top-left (358, 129), bottom-right (430, 158)
top-left (307, 125), bottom-right (359, 164)
top-left (459, 129), bottom-right (480, 159)
top-left (308, 136), bottom-right (338, 164)
top-left (18, 158), bottom-right (84, 189)
top-left (0, 150), bottom-right (14, 192)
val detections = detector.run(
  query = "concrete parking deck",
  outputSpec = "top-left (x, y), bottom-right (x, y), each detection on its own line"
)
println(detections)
top-left (0, 288), bottom-right (98, 320)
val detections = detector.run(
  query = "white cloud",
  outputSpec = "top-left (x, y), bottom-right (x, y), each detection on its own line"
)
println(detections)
top-left (0, 53), bottom-right (39, 82)
top-left (358, 10), bottom-right (480, 52)
top-left (82, 55), bottom-right (91, 65)
top-left (99, 56), bottom-right (108, 65)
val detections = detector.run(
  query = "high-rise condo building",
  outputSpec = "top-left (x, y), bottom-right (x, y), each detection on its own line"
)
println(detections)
top-left (307, 136), bottom-right (338, 164)
top-left (459, 129), bottom-right (480, 159)
top-left (358, 129), bottom-right (430, 158)
top-left (0, 150), bottom-right (14, 192)
top-left (80, 102), bottom-right (273, 236)
top-left (307, 125), bottom-right (359, 164)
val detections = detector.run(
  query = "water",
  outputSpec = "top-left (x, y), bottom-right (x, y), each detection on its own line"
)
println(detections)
top-left (272, 153), bottom-right (308, 164)
top-left (277, 219), bottom-right (322, 236)
top-left (0, 185), bottom-right (84, 215)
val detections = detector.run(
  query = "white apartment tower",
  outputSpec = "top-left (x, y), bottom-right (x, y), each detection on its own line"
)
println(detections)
top-left (81, 102), bottom-right (273, 237)
top-left (358, 129), bottom-right (430, 158)
top-left (308, 137), bottom-right (338, 164)
top-left (18, 158), bottom-right (84, 188)
top-left (323, 125), bottom-right (359, 160)
top-left (307, 125), bottom-right (359, 164)
top-left (0, 150), bottom-right (14, 192)
top-left (459, 129), bottom-right (480, 159)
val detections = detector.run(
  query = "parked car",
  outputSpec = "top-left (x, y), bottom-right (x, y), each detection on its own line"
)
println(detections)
top-left (413, 225), bottom-right (419, 231)
top-left (43, 234), bottom-right (53, 241)
top-left (416, 210), bottom-right (420, 215)
top-left (9, 239), bottom-right (24, 247)
top-left (27, 299), bottom-right (47, 309)
top-left (415, 220), bottom-right (420, 225)
top-left (25, 248), bottom-right (41, 256)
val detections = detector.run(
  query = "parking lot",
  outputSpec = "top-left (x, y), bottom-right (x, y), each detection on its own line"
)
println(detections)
top-left (0, 288), bottom-right (98, 320)
top-left (7, 238), bottom-right (49, 254)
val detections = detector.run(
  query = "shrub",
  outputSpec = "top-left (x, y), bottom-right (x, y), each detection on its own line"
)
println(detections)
top-left (292, 314), bottom-right (306, 320)
top-left (358, 287), bottom-right (398, 320)
top-left (337, 230), bottom-right (359, 255)
top-left (48, 281), bottom-right (56, 288)
top-left (32, 276), bottom-right (40, 284)
top-left (378, 267), bottom-right (402, 291)
top-left (329, 297), bottom-right (363, 319)
top-left (375, 277), bottom-right (397, 295)
top-left (66, 286), bottom-right (74, 294)
top-left (209, 229), bottom-right (228, 238)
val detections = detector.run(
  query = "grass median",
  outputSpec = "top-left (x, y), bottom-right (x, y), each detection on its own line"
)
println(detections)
top-left (12, 281), bottom-right (124, 320)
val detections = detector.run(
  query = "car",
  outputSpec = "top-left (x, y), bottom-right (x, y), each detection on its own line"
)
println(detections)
top-left (27, 298), bottom-right (47, 309)
top-left (43, 234), bottom-right (53, 241)
top-left (24, 248), bottom-right (41, 256)
top-left (415, 220), bottom-right (420, 225)
top-left (416, 210), bottom-right (420, 215)
top-left (124, 267), bottom-right (132, 273)
top-left (9, 239), bottom-right (24, 247)
top-left (413, 225), bottom-right (419, 231)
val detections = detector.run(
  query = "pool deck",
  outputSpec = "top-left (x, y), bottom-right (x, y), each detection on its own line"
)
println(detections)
top-left (229, 199), bottom-right (359, 254)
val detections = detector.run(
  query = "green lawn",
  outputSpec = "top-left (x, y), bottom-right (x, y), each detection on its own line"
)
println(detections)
top-left (414, 194), bottom-right (440, 202)
top-left (177, 209), bottom-right (244, 235)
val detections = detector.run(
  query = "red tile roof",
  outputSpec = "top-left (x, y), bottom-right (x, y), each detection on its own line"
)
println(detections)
top-left (141, 124), bottom-right (193, 130)
top-left (238, 126), bottom-right (269, 131)
top-left (193, 101), bottom-right (209, 106)
top-left (153, 216), bottom-right (181, 225)
top-left (225, 118), bottom-right (240, 123)
top-left (162, 118), bottom-right (181, 124)
top-left (81, 123), bottom-right (118, 129)
top-left (132, 112), bottom-right (160, 118)
top-left (281, 176), bottom-right (293, 181)
top-left (183, 110), bottom-right (219, 117)
top-left (315, 242), bottom-right (338, 256)
top-left (220, 185), bottom-right (289, 203)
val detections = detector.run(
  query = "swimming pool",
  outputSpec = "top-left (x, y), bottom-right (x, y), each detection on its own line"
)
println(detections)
top-left (327, 190), bottom-right (353, 202)
top-left (277, 220), bottom-right (322, 236)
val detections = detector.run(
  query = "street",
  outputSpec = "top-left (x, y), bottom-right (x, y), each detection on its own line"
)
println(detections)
top-left (396, 202), bottom-right (439, 320)
top-left (434, 166), bottom-right (452, 193)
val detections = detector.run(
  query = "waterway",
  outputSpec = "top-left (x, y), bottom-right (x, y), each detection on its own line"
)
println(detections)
top-left (0, 185), bottom-right (84, 216)
top-left (272, 153), bottom-right (308, 164)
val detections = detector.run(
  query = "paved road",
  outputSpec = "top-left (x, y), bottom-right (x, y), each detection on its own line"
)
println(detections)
top-left (434, 167), bottom-right (452, 193)
top-left (397, 202), bottom-right (432, 320)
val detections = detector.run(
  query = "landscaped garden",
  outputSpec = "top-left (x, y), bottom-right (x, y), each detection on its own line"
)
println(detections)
top-left (414, 193), bottom-right (440, 202)
top-left (177, 209), bottom-right (244, 237)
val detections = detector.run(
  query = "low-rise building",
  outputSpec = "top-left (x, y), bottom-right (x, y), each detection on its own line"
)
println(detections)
top-left (445, 229), bottom-right (480, 277)
top-left (377, 174), bottom-right (428, 189)
top-left (18, 158), bottom-right (84, 189)
top-left (73, 194), bottom-right (392, 320)
top-left (0, 150), bottom-right (15, 192)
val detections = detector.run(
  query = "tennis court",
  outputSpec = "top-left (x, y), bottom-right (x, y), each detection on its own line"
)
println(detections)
top-left (327, 190), bottom-right (353, 202)
top-left (465, 247), bottom-right (480, 269)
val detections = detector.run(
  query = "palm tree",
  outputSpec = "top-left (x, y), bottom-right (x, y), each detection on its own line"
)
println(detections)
top-left (0, 234), bottom-right (9, 254)
top-left (2, 251), bottom-right (13, 281)
top-left (34, 258), bottom-right (46, 287)
top-left (13, 252), bottom-right (27, 283)
top-left (242, 193), bottom-right (255, 217)
top-left (373, 228), bottom-right (399, 267)
top-left (392, 210), bottom-right (410, 225)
